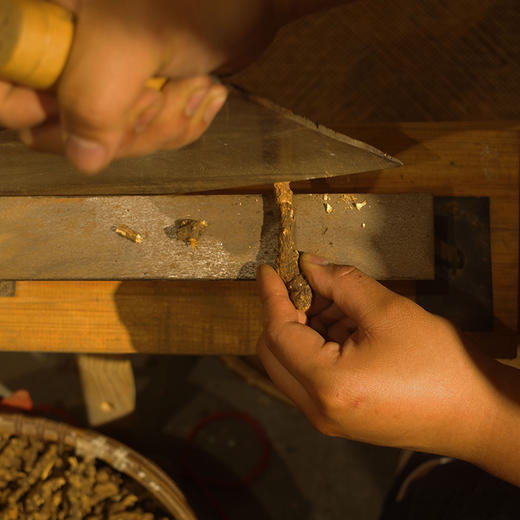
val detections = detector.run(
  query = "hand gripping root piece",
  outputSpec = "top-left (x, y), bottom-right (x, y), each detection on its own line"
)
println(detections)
top-left (274, 182), bottom-right (312, 311)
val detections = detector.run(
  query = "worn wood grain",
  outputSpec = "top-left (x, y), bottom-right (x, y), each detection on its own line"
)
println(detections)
top-left (232, 0), bottom-right (520, 124)
top-left (0, 193), bottom-right (433, 281)
top-left (0, 123), bottom-right (517, 357)
top-left (0, 281), bottom-right (261, 354)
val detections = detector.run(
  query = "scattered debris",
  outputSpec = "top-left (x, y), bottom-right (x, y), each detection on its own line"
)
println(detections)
top-left (0, 434), bottom-right (170, 519)
top-left (170, 219), bottom-right (208, 249)
top-left (355, 200), bottom-right (367, 211)
top-left (322, 194), bottom-right (333, 213)
top-left (274, 181), bottom-right (312, 311)
top-left (113, 225), bottom-right (144, 244)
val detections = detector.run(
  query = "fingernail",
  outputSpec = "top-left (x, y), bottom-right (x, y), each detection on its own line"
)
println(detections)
top-left (302, 253), bottom-right (330, 266)
top-left (203, 94), bottom-right (227, 123)
top-left (65, 134), bottom-right (107, 174)
top-left (19, 128), bottom-right (34, 147)
top-left (185, 87), bottom-right (210, 117)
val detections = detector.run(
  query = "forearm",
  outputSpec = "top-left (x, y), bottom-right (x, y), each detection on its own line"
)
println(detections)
top-left (429, 355), bottom-right (520, 486)
top-left (470, 361), bottom-right (520, 485)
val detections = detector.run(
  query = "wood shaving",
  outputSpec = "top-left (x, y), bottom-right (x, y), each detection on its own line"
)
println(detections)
top-left (339, 194), bottom-right (358, 209)
top-left (355, 200), bottom-right (367, 211)
top-left (113, 225), bottom-right (144, 244)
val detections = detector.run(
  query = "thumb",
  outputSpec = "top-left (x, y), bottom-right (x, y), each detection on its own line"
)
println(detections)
top-left (57, 0), bottom-right (160, 173)
top-left (300, 253), bottom-right (399, 326)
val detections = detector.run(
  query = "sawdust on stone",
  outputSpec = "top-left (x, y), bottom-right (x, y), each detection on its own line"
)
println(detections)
top-left (0, 434), bottom-right (170, 519)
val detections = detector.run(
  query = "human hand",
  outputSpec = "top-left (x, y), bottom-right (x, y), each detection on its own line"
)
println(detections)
top-left (256, 254), bottom-right (501, 463)
top-left (0, 0), bottom-right (283, 173)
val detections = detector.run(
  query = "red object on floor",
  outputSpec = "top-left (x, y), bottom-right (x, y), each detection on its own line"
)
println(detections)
top-left (0, 389), bottom-right (33, 411)
top-left (0, 389), bottom-right (77, 425)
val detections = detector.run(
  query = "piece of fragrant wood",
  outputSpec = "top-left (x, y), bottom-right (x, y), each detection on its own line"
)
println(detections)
top-left (274, 182), bottom-right (312, 311)
top-left (174, 219), bottom-right (208, 248)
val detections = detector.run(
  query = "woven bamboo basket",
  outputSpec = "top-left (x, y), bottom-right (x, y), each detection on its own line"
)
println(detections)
top-left (0, 413), bottom-right (197, 520)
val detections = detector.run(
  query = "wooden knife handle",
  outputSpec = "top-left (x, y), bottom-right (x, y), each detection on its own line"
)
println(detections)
top-left (0, 0), bottom-right (166, 91)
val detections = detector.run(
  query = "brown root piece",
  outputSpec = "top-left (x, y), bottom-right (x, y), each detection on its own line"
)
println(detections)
top-left (175, 219), bottom-right (208, 248)
top-left (274, 182), bottom-right (312, 311)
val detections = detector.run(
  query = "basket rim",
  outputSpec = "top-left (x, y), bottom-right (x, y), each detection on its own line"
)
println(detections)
top-left (0, 412), bottom-right (196, 520)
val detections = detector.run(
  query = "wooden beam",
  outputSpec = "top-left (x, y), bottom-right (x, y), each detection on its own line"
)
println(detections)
top-left (0, 122), bottom-right (517, 357)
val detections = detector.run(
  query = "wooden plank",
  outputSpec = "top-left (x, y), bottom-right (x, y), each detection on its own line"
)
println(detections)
top-left (77, 354), bottom-right (136, 426)
top-left (231, 0), bottom-right (520, 123)
top-left (0, 193), bottom-right (433, 281)
top-left (0, 123), bottom-right (517, 356)
top-left (0, 90), bottom-right (399, 196)
top-left (0, 281), bottom-right (261, 354)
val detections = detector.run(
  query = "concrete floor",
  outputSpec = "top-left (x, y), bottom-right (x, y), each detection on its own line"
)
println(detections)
top-left (0, 352), bottom-right (401, 519)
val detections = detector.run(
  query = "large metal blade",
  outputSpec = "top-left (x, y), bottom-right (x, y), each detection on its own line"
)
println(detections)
top-left (0, 88), bottom-right (401, 195)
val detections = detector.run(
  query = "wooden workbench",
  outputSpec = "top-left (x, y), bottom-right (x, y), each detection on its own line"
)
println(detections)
top-left (0, 121), bottom-right (518, 358)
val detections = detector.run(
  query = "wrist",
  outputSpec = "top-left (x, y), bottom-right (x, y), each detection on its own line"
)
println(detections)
top-left (400, 335), bottom-right (498, 463)
top-left (468, 361), bottom-right (520, 485)
top-left (426, 353), bottom-right (520, 486)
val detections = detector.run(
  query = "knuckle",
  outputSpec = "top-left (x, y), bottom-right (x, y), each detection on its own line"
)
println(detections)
top-left (330, 266), bottom-right (363, 298)
top-left (314, 381), bottom-right (349, 419)
top-left (60, 92), bottom-right (120, 132)
top-left (162, 122), bottom-right (191, 150)
top-left (334, 265), bottom-right (360, 281)
top-left (178, 120), bottom-right (208, 147)
top-left (264, 322), bottom-right (286, 348)
top-left (312, 376), bottom-right (366, 421)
